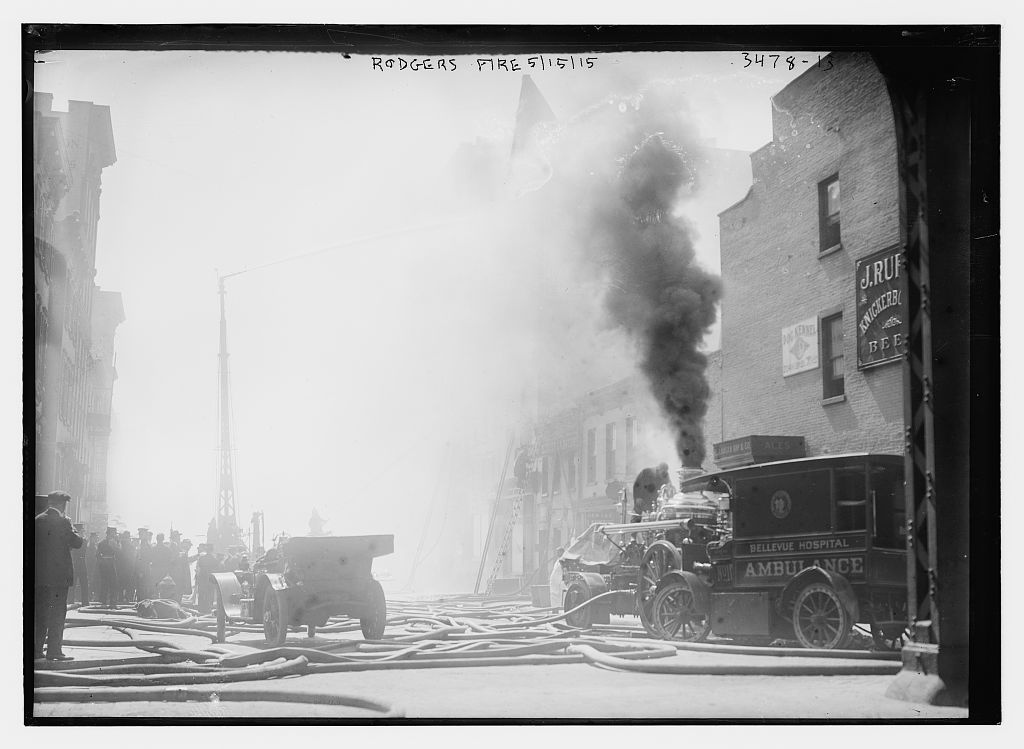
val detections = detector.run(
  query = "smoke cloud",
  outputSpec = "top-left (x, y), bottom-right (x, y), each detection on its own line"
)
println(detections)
top-left (534, 84), bottom-right (723, 467)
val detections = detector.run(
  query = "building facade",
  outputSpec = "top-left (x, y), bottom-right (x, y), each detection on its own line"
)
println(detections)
top-left (705, 52), bottom-right (904, 465)
top-left (83, 290), bottom-right (125, 530)
top-left (33, 93), bottom-right (119, 527)
top-left (527, 374), bottom-right (672, 573)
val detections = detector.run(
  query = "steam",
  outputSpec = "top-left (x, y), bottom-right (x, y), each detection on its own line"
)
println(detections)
top-left (542, 85), bottom-right (722, 468)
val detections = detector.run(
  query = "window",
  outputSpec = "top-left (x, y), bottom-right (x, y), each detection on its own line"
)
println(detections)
top-left (586, 429), bottom-right (597, 484)
top-left (818, 174), bottom-right (841, 252)
top-left (567, 452), bottom-right (577, 490)
top-left (625, 417), bottom-right (637, 475)
top-left (822, 312), bottom-right (845, 400)
top-left (834, 466), bottom-right (867, 532)
top-left (605, 423), bottom-right (617, 480)
top-left (540, 456), bottom-right (550, 495)
top-left (552, 454), bottom-right (561, 495)
top-left (870, 462), bottom-right (906, 548)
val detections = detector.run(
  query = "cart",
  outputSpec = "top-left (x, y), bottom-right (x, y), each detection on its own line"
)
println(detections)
top-left (210, 534), bottom-right (393, 646)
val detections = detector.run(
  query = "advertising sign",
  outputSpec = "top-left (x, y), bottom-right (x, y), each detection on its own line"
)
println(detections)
top-left (712, 435), bottom-right (806, 469)
top-left (781, 317), bottom-right (819, 376)
top-left (856, 246), bottom-right (907, 369)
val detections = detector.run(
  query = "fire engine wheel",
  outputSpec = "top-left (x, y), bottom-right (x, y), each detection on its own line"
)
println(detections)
top-left (262, 587), bottom-right (290, 647)
top-left (564, 582), bottom-right (595, 628)
top-left (792, 582), bottom-right (853, 650)
top-left (638, 541), bottom-right (682, 637)
top-left (360, 580), bottom-right (387, 640)
top-left (650, 580), bottom-right (710, 642)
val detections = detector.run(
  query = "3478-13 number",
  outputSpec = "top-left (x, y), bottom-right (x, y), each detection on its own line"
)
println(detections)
top-left (741, 53), bottom-right (833, 71)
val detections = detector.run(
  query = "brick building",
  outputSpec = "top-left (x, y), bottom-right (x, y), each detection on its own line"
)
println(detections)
top-left (33, 93), bottom-right (120, 527)
top-left (704, 52), bottom-right (904, 466)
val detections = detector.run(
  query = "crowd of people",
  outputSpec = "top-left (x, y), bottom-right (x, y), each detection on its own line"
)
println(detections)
top-left (34, 489), bottom-right (252, 662)
top-left (70, 526), bottom-right (252, 609)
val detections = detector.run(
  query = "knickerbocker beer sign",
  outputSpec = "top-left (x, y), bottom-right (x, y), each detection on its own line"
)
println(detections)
top-left (856, 246), bottom-right (907, 369)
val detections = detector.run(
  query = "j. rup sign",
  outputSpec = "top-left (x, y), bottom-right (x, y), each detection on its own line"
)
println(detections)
top-left (856, 246), bottom-right (907, 369)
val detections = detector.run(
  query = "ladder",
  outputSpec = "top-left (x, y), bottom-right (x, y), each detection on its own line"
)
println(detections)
top-left (484, 487), bottom-right (526, 595)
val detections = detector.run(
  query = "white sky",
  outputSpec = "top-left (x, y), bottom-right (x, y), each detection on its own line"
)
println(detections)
top-left (34, 49), bottom-right (820, 581)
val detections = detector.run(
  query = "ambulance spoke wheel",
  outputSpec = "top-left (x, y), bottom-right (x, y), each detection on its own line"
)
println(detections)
top-left (360, 580), bottom-right (387, 640)
top-left (638, 541), bottom-right (681, 637)
top-left (651, 580), bottom-right (710, 642)
top-left (792, 582), bottom-right (852, 650)
top-left (262, 587), bottom-right (289, 647)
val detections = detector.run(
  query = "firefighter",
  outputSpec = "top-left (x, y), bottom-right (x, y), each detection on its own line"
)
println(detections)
top-left (631, 463), bottom-right (675, 522)
top-left (96, 527), bottom-right (120, 606)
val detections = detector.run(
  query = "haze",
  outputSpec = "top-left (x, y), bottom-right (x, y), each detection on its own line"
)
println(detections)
top-left (34, 49), bottom-right (817, 587)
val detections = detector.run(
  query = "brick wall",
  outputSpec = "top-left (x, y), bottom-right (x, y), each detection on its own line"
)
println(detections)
top-left (713, 52), bottom-right (904, 462)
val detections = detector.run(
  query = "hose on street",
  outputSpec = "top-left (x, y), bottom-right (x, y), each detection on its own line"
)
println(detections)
top-left (33, 684), bottom-right (402, 718)
top-left (36, 591), bottom-right (901, 714)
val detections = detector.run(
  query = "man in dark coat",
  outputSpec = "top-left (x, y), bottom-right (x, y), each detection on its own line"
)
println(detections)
top-left (150, 533), bottom-right (176, 586)
top-left (631, 463), bottom-right (675, 522)
top-left (194, 544), bottom-right (220, 614)
top-left (69, 523), bottom-right (90, 605)
top-left (136, 529), bottom-right (154, 599)
top-left (171, 538), bottom-right (195, 602)
top-left (116, 531), bottom-right (137, 603)
top-left (96, 527), bottom-right (120, 606)
top-left (35, 491), bottom-right (84, 660)
top-left (85, 532), bottom-right (99, 602)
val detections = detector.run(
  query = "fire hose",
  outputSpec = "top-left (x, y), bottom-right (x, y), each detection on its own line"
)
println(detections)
top-left (36, 593), bottom-right (900, 714)
top-left (33, 685), bottom-right (402, 718)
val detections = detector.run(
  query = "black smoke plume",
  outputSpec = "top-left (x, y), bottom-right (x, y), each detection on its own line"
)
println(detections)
top-left (551, 88), bottom-right (722, 468)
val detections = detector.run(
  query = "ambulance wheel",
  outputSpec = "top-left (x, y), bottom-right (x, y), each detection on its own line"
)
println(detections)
top-left (262, 587), bottom-right (290, 647)
top-left (792, 582), bottom-right (853, 650)
top-left (651, 579), bottom-right (710, 642)
top-left (360, 580), bottom-right (387, 640)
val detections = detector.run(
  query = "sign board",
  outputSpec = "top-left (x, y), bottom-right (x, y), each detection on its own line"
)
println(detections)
top-left (712, 435), bottom-right (806, 469)
top-left (856, 245), bottom-right (907, 369)
top-left (781, 317), bottom-right (819, 376)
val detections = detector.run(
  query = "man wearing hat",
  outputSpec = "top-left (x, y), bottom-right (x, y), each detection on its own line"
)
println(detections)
top-left (116, 531), bottom-right (137, 603)
top-left (70, 523), bottom-right (90, 605)
top-left (136, 528), bottom-right (154, 599)
top-left (34, 491), bottom-right (84, 660)
top-left (96, 527), bottom-right (120, 606)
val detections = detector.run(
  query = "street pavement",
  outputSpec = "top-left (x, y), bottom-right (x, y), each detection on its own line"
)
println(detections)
top-left (31, 614), bottom-right (969, 721)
